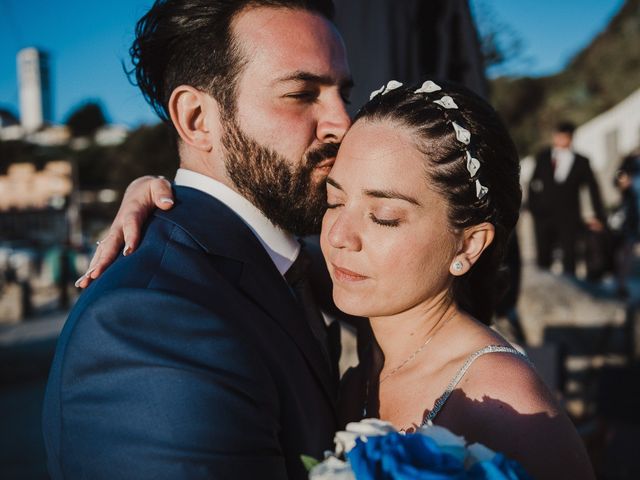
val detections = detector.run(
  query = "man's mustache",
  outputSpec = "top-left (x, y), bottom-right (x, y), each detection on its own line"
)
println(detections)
top-left (306, 142), bottom-right (340, 167)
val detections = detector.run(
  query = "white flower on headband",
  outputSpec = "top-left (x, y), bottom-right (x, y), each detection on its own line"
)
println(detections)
top-left (383, 80), bottom-right (403, 93)
top-left (434, 96), bottom-right (458, 110)
top-left (452, 122), bottom-right (471, 145)
top-left (369, 80), bottom-right (404, 100)
top-left (414, 80), bottom-right (442, 94)
top-left (466, 151), bottom-right (480, 177)
top-left (369, 85), bottom-right (385, 100)
top-left (476, 180), bottom-right (489, 200)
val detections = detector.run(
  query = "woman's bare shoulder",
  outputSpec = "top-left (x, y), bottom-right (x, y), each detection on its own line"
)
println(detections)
top-left (437, 350), bottom-right (594, 479)
top-left (460, 348), bottom-right (557, 415)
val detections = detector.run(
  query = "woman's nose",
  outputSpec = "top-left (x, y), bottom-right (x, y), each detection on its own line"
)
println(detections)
top-left (327, 211), bottom-right (362, 252)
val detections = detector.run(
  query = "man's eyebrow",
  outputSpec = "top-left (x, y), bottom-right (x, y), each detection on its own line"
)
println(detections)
top-left (274, 71), bottom-right (354, 89)
top-left (364, 189), bottom-right (421, 206)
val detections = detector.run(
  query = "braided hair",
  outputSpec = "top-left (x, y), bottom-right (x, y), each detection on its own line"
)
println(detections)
top-left (355, 80), bottom-right (521, 324)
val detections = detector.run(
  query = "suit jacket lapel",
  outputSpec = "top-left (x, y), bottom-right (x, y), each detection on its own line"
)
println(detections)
top-left (236, 260), bottom-right (337, 403)
top-left (154, 186), bottom-right (337, 407)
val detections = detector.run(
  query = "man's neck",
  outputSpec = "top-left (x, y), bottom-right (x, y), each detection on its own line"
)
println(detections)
top-left (174, 168), bottom-right (300, 275)
top-left (179, 158), bottom-right (238, 193)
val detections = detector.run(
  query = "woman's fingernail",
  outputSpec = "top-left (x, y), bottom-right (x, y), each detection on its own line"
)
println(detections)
top-left (160, 197), bottom-right (174, 205)
top-left (74, 267), bottom-right (96, 287)
top-left (123, 245), bottom-right (132, 256)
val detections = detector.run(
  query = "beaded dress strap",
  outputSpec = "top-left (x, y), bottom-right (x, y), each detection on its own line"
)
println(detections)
top-left (422, 345), bottom-right (527, 424)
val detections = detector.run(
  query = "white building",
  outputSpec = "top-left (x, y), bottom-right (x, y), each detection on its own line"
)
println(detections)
top-left (95, 124), bottom-right (129, 146)
top-left (573, 87), bottom-right (640, 205)
top-left (17, 47), bottom-right (52, 132)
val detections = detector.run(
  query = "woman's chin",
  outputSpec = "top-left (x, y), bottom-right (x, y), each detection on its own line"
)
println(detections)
top-left (332, 291), bottom-right (368, 317)
top-left (332, 289), bottom-right (386, 318)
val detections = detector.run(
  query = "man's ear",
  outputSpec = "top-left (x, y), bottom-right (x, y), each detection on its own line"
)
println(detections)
top-left (449, 223), bottom-right (495, 276)
top-left (168, 85), bottom-right (221, 152)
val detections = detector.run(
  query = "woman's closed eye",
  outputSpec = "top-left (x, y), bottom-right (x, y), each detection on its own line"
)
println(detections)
top-left (369, 213), bottom-right (401, 227)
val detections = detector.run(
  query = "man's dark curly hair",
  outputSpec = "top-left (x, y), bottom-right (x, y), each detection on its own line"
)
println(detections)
top-left (128, 0), bottom-right (335, 122)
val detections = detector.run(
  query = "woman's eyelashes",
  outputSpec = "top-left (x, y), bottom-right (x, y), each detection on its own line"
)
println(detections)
top-left (369, 213), bottom-right (401, 227)
top-left (326, 190), bottom-right (404, 227)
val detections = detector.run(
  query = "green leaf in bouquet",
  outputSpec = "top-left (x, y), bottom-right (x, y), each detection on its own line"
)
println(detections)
top-left (300, 454), bottom-right (320, 471)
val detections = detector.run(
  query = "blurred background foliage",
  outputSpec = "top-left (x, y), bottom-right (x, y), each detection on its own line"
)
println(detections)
top-left (488, 0), bottom-right (640, 156)
top-left (72, 121), bottom-right (177, 192)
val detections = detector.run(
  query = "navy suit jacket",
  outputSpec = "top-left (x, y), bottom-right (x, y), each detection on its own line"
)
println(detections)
top-left (43, 186), bottom-right (338, 479)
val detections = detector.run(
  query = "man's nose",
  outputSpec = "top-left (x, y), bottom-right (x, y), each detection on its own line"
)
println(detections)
top-left (316, 94), bottom-right (352, 144)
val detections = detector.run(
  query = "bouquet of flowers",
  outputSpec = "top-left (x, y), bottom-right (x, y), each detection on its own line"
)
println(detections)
top-left (305, 419), bottom-right (532, 480)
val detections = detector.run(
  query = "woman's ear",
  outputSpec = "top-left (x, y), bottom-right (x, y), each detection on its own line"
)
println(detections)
top-left (449, 223), bottom-right (495, 276)
top-left (168, 85), bottom-right (220, 152)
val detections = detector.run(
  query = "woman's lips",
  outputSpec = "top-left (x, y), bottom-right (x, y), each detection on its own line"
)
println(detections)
top-left (331, 264), bottom-right (369, 282)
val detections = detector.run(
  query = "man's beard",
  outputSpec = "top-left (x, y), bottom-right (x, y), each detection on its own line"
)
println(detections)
top-left (222, 117), bottom-right (339, 236)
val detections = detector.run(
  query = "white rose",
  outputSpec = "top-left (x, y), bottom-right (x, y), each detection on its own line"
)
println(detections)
top-left (334, 419), bottom-right (397, 456)
top-left (309, 457), bottom-right (355, 480)
top-left (466, 442), bottom-right (497, 468)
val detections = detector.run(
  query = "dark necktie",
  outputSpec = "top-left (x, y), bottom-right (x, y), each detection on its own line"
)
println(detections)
top-left (285, 247), bottom-right (332, 370)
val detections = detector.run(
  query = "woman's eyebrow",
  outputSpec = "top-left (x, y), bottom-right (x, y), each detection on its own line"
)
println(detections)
top-left (328, 177), bottom-right (421, 206)
top-left (364, 188), bottom-right (421, 206)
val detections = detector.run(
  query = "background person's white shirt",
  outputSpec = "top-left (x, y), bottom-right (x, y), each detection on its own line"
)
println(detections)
top-left (174, 168), bottom-right (300, 276)
top-left (551, 147), bottom-right (575, 183)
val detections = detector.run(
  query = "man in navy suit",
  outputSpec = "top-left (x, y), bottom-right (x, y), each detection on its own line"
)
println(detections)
top-left (42, 1), bottom-right (353, 478)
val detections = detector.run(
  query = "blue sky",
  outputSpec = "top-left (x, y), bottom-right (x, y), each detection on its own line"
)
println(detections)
top-left (0, 0), bottom-right (626, 127)
top-left (469, 0), bottom-right (626, 78)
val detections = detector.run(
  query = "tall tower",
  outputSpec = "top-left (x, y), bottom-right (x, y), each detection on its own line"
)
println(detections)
top-left (17, 47), bottom-right (52, 132)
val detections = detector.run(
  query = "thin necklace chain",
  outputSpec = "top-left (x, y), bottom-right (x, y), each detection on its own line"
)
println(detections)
top-left (379, 310), bottom-right (457, 385)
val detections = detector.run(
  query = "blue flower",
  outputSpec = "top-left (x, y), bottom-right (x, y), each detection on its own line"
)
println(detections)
top-left (468, 453), bottom-right (533, 480)
top-left (313, 420), bottom-right (532, 480)
top-left (346, 432), bottom-right (468, 479)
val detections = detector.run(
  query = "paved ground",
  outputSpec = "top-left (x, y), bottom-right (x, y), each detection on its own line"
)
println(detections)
top-left (0, 313), bottom-right (66, 347)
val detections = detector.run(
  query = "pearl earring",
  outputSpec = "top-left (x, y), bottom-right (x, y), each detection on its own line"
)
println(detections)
top-left (452, 260), bottom-right (463, 272)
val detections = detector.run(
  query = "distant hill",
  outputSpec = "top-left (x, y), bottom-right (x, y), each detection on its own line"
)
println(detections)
top-left (490, 0), bottom-right (640, 157)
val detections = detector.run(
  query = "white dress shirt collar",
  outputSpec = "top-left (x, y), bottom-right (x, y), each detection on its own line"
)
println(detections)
top-left (174, 168), bottom-right (300, 275)
top-left (552, 147), bottom-right (575, 183)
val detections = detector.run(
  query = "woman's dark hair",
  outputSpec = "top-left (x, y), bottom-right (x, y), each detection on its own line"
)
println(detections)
top-left (128, 0), bottom-right (335, 122)
top-left (355, 81), bottom-right (521, 324)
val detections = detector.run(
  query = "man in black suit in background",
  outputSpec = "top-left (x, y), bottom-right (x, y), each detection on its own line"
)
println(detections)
top-left (528, 121), bottom-right (605, 276)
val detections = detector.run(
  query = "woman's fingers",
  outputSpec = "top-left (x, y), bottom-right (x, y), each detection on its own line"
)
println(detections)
top-left (151, 176), bottom-right (175, 210)
top-left (122, 211), bottom-right (143, 256)
top-left (75, 175), bottom-right (173, 289)
top-left (91, 230), bottom-right (123, 275)
top-left (74, 230), bottom-right (122, 288)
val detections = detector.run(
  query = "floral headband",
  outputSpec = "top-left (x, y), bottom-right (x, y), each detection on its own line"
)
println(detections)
top-left (369, 80), bottom-right (488, 200)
